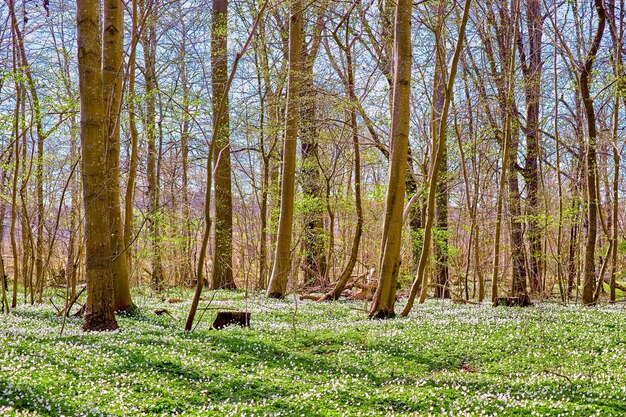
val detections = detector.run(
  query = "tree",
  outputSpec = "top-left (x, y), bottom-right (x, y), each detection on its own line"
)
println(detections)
top-left (211, 0), bottom-right (236, 290)
top-left (103, 0), bottom-right (134, 312)
top-left (140, 0), bottom-right (165, 292)
top-left (491, 3), bottom-right (520, 306)
top-left (431, 0), bottom-right (450, 300)
top-left (76, 0), bottom-right (118, 331)
top-left (299, 1), bottom-right (329, 288)
top-left (580, 0), bottom-right (606, 305)
top-left (517, 0), bottom-right (544, 294)
top-left (402, 0), bottom-right (471, 315)
top-left (124, 0), bottom-right (141, 281)
top-left (368, 0), bottom-right (412, 319)
top-left (266, 0), bottom-right (305, 299)
top-left (473, 2), bottom-right (528, 301)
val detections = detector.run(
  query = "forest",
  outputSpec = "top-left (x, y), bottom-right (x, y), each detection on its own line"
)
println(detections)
top-left (1, 0), bottom-right (626, 415)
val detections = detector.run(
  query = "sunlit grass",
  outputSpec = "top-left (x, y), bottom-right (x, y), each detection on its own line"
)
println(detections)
top-left (1, 290), bottom-right (625, 416)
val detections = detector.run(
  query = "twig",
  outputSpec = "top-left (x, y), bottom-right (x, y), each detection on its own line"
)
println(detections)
top-left (541, 370), bottom-right (572, 384)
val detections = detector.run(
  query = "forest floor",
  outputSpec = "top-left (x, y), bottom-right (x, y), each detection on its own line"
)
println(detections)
top-left (1, 289), bottom-right (625, 416)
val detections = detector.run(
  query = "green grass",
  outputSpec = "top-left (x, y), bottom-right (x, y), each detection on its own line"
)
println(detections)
top-left (1, 291), bottom-right (626, 416)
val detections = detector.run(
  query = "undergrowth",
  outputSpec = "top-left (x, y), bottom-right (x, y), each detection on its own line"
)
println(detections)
top-left (1, 290), bottom-right (625, 416)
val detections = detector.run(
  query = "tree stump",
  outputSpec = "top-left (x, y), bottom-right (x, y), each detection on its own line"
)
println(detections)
top-left (211, 311), bottom-right (250, 330)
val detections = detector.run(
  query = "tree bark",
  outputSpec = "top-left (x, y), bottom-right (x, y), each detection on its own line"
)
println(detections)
top-left (266, 0), bottom-right (304, 299)
top-left (432, 0), bottom-right (449, 299)
top-left (369, 0), bottom-right (412, 319)
top-left (211, 0), bottom-right (236, 290)
top-left (518, 0), bottom-right (543, 294)
top-left (124, 0), bottom-right (140, 282)
top-left (77, 0), bottom-right (118, 331)
top-left (103, 0), bottom-right (133, 312)
top-left (141, 0), bottom-right (165, 292)
top-left (580, 0), bottom-right (606, 305)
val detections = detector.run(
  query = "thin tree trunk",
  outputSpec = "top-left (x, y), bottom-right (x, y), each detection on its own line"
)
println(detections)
top-left (103, 0), bottom-right (133, 312)
top-left (124, 0), bottom-right (140, 281)
top-left (9, 2), bottom-right (45, 304)
top-left (67, 113), bottom-right (79, 301)
top-left (518, 0), bottom-right (543, 294)
top-left (432, 0), bottom-right (449, 299)
top-left (610, 115), bottom-right (619, 303)
top-left (553, 26), bottom-right (566, 302)
top-left (580, 0), bottom-right (606, 305)
top-left (318, 14), bottom-right (362, 302)
top-left (368, 0), bottom-right (412, 319)
top-left (507, 126), bottom-right (528, 299)
top-left (141, 0), bottom-right (164, 291)
top-left (401, 0), bottom-right (471, 315)
top-left (267, 0), bottom-right (304, 299)
top-left (178, 13), bottom-right (193, 287)
top-left (9, 3), bottom-right (21, 308)
top-left (607, 0), bottom-right (623, 303)
top-left (491, 2), bottom-right (520, 306)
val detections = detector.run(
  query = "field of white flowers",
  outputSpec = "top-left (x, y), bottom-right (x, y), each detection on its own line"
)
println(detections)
top-left (1, 290), bottom-right (625, 416)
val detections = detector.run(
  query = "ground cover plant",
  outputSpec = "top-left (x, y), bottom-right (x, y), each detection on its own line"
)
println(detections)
top-left (1, 291), bottom-right (626, 416)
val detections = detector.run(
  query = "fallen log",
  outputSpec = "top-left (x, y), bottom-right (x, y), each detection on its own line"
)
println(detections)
top-left (155, 308), bottom-right (178, 321)
top-left (299, 295), bottom-right (320, 301)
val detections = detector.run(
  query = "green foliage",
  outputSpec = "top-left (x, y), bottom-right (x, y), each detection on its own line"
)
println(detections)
top-left (367, 183), bottom-right (387, 203)
top-left (1, 293), bottom-right (625, 416)
top-left (295, 192), bottom-right (324, 217)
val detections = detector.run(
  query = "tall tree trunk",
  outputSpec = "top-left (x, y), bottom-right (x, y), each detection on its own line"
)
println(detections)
top-left (67, 113), bottom-right (79, 301)
top-left (490, 1), bottom-right (520, 306)
top-left (180, 38), bottom-right (193, 288)
top-left (9, 3), bottom-right (21, 308)
top-left (476, 2), bottom-right (528, 303)
top-left (553, 30), bottom-right (566, 302)
top-left (124, 0), bottom-right (140, 281)
top-left (298, 2), bottom-right (328, 288)
top-left (580, 0), bottom-right (606, 305)
top-left (20, 127), bottom-right (33, 304)
top-left (518, 0), bottom-right (543, 294)
top-left (10, 2), bottom-right (45, 303)
top-left (77, 0), bottom-right (118, 331)
top-left (266, 0), bottom-right (304, 299)
top-left (610, 134), bottom-right (619, 303)
top-left (211, 0), bottom-right (236, 290)
top-left (432, 0), bottom-right (449, 299)
top-left (507, 126), bottom-right (528, 298)
top-left (460, 64), bottom-right (484, 301)
top-left (402, 0), bottom-right (471, 315)
top-left (103, 0), bottom-right (133, 312)
top-left (607, 0), bottom-right (624, 303)
top-left (567, 99), bottom-right (585, 298)
top-left (141, 0), bottom-right (164, 292)
top-left (299, 71), bottom-right (326, 288)
top-left (369, 0), bottom-right (412, 318)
